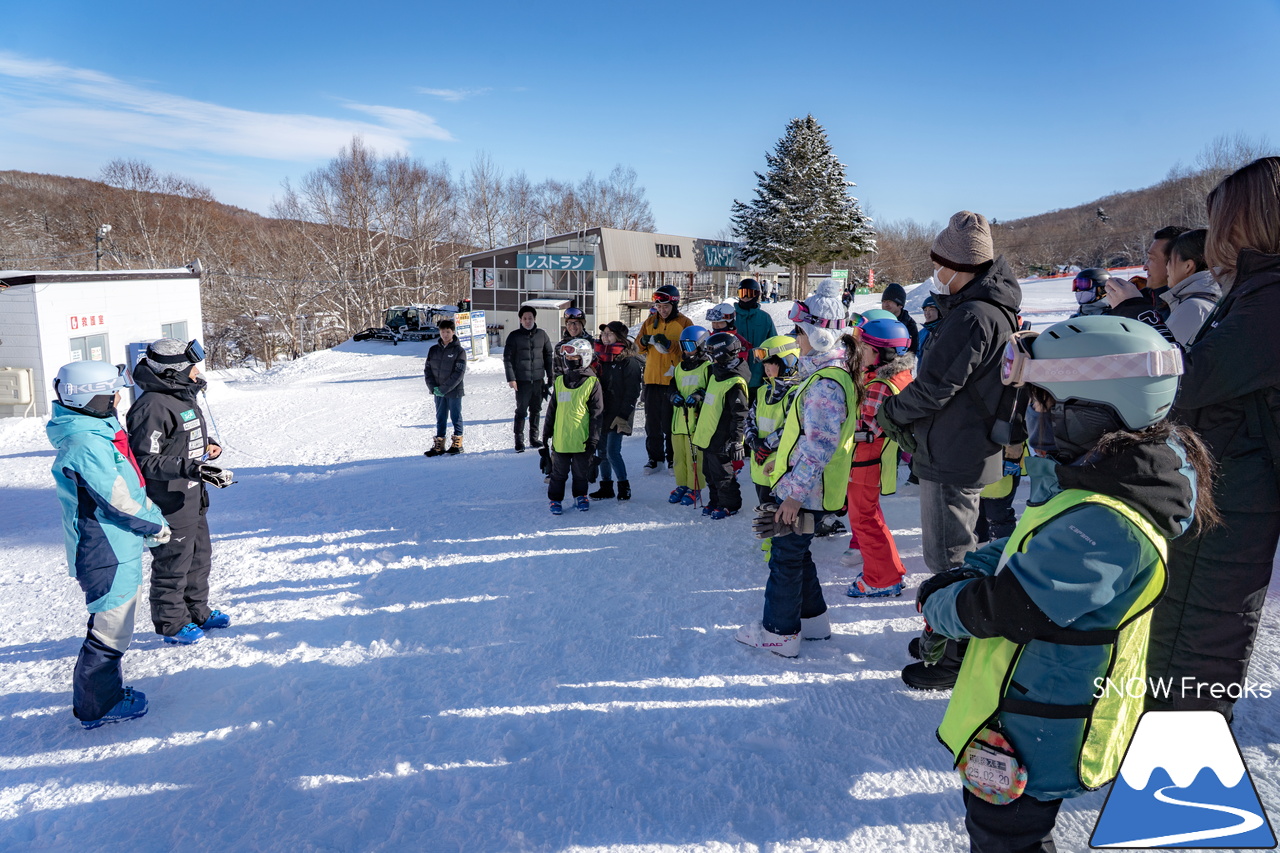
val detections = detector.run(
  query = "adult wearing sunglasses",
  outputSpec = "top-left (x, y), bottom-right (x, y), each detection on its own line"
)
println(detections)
top-left (636, 285), bottom-right (694, 472)
top-left (732, 279), bottom-right (778, 390)
top-left (127, 338), bottom-right (235, 647)
top-left (875, 211), bottom-right (1023, 689)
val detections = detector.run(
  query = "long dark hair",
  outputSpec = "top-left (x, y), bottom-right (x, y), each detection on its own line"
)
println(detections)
top-left (1095, 421), bottom-right (1221, 534)
top-left (838, 332), bottom-right (867, 409)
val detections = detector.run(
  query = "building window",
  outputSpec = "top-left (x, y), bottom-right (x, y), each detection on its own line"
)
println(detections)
top-left (70, 334), bottom-right (109, 363)
top-left (161, 321), bottom-right (188, 341)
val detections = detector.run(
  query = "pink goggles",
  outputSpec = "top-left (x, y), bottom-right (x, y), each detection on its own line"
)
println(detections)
top-left (1000, 330), bottom-right (1183, 387)
top-left (788, 301), bottom-right (848, 330)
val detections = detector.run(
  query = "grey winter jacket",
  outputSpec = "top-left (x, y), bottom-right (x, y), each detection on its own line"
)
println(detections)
top-left (424, 338), bottom-right (466, 398)
top-left (1161, 268), bottom-right (1220, 346)
top-left (503, 324), bottom-right (553, 384)
top-left (880, 256), bottom-right (1022, 487)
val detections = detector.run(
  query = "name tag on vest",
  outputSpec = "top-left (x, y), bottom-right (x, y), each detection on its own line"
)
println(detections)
top-left (558, 391), bottom-right (572, 402)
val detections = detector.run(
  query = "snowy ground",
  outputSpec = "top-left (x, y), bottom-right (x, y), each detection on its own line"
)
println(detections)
top-left (2, 281), bottom-right (1278, 852)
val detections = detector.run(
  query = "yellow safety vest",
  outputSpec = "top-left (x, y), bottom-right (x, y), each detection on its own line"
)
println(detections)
top-left (693, 373), bottom-right (748, 450)
top-left (937, 489), bottom-right (1168, 791)
top-left (850, 375), bottom-right (904, 496)
top-left (672, 361), bottom-right (711, 436)
top-left (980, 445), bottom-right (1029, 500)
top-left (768, 367), bottom-right (859, 512)
top-left (751, 382), bottom-right (792, 486)
top-left (552, 375), bottom-right (598, 454)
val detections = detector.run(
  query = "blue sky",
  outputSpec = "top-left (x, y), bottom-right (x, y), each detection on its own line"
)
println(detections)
top-left (4, 0), bottom-right (1280, 239)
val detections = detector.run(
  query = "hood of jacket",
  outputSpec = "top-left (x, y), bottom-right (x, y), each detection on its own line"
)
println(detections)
top-left (132, 359), bottom-right (205, 401)
top-left (873, 352), bottom-right (916, 382)
top-left (1163, 268), bottom-right (1221, 307)
top-left (1031, 432), bottom-right (1197, 539)
top-left (937, 255), bottom-right (1022, 318)
top-left (46, 401), bottom-right (119, 448)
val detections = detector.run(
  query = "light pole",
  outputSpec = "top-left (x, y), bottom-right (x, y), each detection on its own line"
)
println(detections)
top-left (95, 224), bottom-right (111, 271)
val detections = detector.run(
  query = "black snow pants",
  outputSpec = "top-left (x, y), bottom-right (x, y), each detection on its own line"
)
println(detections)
top-left (702, 449), bottom-right (741, 513)
top-left (1146, 503), bottom-right (1280, 718)
top-left (963, 789), bottom-right (1062, 853)
top-left (514, 380), bottom-right (545, 441)
top-left (548, 451), bottom-right (592, 502)
top-left (149, 509), bottom-right (213, 636)
top-left (643, 384), bottom-right (674, 465)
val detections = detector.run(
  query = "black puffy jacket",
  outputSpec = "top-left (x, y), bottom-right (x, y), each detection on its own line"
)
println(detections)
top-left (125, 361), bottom-right (210, 523)
top-left (598, 342), bottom-right (644, 432)
top-left (880, 256), bottom-right (1022, 487)
top-left (503, 324), bottom-right (553, 384)
top-left (424, 338), bottom-right (466, 398)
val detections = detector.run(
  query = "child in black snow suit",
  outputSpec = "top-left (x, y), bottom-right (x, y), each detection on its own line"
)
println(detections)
top-left (542, 339), bottom-right (604, 514)
top-left (693, 332), bottom-right (750, 520)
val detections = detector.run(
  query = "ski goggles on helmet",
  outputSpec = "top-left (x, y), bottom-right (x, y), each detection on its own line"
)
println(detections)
top-left (563, 307), bottom-right (585, 321)
top-left (679, 338), bottom-right (703, 354)
top-left (788, 300), bottom-right (847, 329)
top-left (147, 339), bottom-right (206, 365)
top-left (651, 291), bottom-right (677, 304)
top-left (751, 342), bottom-right (799, 364)
top-left (1072, 275), bottom-right (1106, 293)
top-left (1000, 330), bottom-right (1184, 387)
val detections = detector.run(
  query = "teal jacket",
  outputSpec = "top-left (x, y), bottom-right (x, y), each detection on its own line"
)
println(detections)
top-left (47, 403), bottom-right (168, 612)
top-left (734, 303), bottom-right (778, 388)
top-left (923, 438), bottom-right (1195, 800)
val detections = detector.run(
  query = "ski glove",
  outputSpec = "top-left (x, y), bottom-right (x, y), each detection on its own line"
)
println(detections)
top-left (687, 391), bottom-right (705, 407)
top-left (589, 456), bottom-right (600, 483)
top-left (610, 416), bottom-right (632, 435)
top-left (538, 447), bottom-right (551, 476)
top-left (670, 392), bottom-right (685, 407)
top-left (542, 384), bottom-right (552, 401)
top-left (1003, 459), bottom-right (1021, 477)
top-left (198, 464), bottom-right (236, 488)
top-left (875, 408), bottom-right (916, 454)
top-left (919, 625), bottom-right (948, 666)
top-left (145, 525), bottom-right (172, 548)
top-left (915, 566), bottom-right (984, 613)
top-left (651, 334), bottom-right (671, 351)
top-left (639, 334), bottom-right (652, 347)
top-left (751, 503), bottom-right (816, 540)
top-left (432, 386), bottom-right (443, 397)
top-left (753, 444), bottom-right (773, 466)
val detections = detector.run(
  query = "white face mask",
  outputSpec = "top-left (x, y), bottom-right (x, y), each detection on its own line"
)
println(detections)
top-left (929, 267), bottom-right (954, 295)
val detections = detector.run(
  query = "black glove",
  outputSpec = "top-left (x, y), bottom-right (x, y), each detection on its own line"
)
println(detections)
top-left (916, 567), bottom-right (984, 613)
top-left (751, 503), bottom-right (816, 539)
top-left (589, 455), bottom-right (600, 483)
top-left (651, 334), bottom-right (671, 352)
top-left (639, 334), bottom-right (653, 347)
top-left (197, 464), bottom-right (236, 488)
top-left (753, 444), bottom-right (772, 466)
top-left (728, 443), bottom-right (745, 462)
top-left (670, 392), bottom-right (685, 407)
top-left (919, 626), bottom-right (948, 666)
top-left (542, 384), bottom-right (553, 401)
top-left (539, 447), bottom-right (551, 476)
top-left (876, 407), bottom-right (917, 454)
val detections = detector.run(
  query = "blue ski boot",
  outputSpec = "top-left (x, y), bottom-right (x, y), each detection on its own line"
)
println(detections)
top-left (163, 623), bottom-right (204, 645)
top-left (200, 610), bottom-right (231, 630)
top-left (668, 486), bottom-right (689, 504)
top-left (574, 495), bottom-right (590, 512)
top-left (81, 687), bottom-right (148, 730)
top-left (549, 501), bottom-right (563, 516)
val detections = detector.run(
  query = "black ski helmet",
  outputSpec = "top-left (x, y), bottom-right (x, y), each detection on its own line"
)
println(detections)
top-left (705, 331), bottom-right (744, 367)
top-left (1073, 268), bottom-right (1111, 305)
top-left (653, 284), bottom-right (681, 306)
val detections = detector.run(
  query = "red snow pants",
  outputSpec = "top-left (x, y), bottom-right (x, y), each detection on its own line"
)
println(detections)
top-left (846, 438), bottom-right (905, 588)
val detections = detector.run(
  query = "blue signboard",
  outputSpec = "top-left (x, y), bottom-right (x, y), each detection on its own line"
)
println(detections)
top-left (703, 244), bottom-right (740, 268)
top-left (517, 253), bottom-right (595, 271)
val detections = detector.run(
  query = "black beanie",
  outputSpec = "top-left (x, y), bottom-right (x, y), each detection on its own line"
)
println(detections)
top-left (881, 282), bottom-right (907, 306)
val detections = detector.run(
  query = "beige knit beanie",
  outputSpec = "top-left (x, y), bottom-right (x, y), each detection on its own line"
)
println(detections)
top-left (930, 211), bottom-right (994, 273)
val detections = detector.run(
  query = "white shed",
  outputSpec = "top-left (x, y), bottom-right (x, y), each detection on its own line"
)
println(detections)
top-left (0, 268), bottom-right (203, 417)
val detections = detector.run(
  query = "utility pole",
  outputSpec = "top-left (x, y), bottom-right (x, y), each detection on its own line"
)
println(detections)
top-left (95, 224), bottom-right (112, 271)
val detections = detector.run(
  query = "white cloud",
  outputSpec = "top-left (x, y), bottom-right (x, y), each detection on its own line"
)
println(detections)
top-left (416, 87), bottom-right (491, 102)
top-left (0, 51), bottom-right (454, 161)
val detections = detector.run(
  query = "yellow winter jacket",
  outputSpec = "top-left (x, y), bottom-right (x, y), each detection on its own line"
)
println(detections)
top-left (636, 312), bottom-right (693, 386)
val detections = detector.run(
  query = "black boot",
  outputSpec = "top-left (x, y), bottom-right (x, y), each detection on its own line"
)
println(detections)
top-left (528, 416), bottom-right (543, 449)
top-left (590, 480), bottom-right (614, 500)
top-left (515, 432), bottom-right (525, 453)
top-left (901, 639), bottom-right (966, 690)
top-left (616, 480), bottom-right (631, 501)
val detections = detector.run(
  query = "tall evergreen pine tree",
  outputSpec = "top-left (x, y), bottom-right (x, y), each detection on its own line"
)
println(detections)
top-left (731, 115), bottom-right (875, 298)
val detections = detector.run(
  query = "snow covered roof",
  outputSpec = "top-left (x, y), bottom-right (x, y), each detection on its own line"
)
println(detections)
top-left (0, 267), bottom-right (198, 286)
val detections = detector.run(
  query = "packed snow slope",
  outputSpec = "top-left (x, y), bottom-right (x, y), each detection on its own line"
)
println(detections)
top-left (2, 281), bottom-right (1278, 853)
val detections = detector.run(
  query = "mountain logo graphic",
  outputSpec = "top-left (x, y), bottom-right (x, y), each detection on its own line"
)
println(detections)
top-left (1091, 710), bottom-right (1276, 848)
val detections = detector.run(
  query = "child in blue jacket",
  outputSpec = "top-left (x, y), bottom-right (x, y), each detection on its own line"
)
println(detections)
top-left (916, 316), bottom-right (1218, 852)
top-left (47, 361), bottom-right (170, 729)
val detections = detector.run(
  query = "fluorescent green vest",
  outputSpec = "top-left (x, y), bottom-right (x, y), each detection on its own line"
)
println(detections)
top-left (937, 489), bottom-right (1168, 791)
top-left (552, 375), bottom-right (598, 454)
top-left (980, 445), bottom-right (1029, 499)
top-left (851, 376), bottom-right (903, 496)
top-left (672, 361), bottom-right (711, 436)
top-left (751, 383), bottom-right (791, 486)
top-left (768, 366), bottom-right (859, 512)
top-left (693, 373), bottom-right (748, 449)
